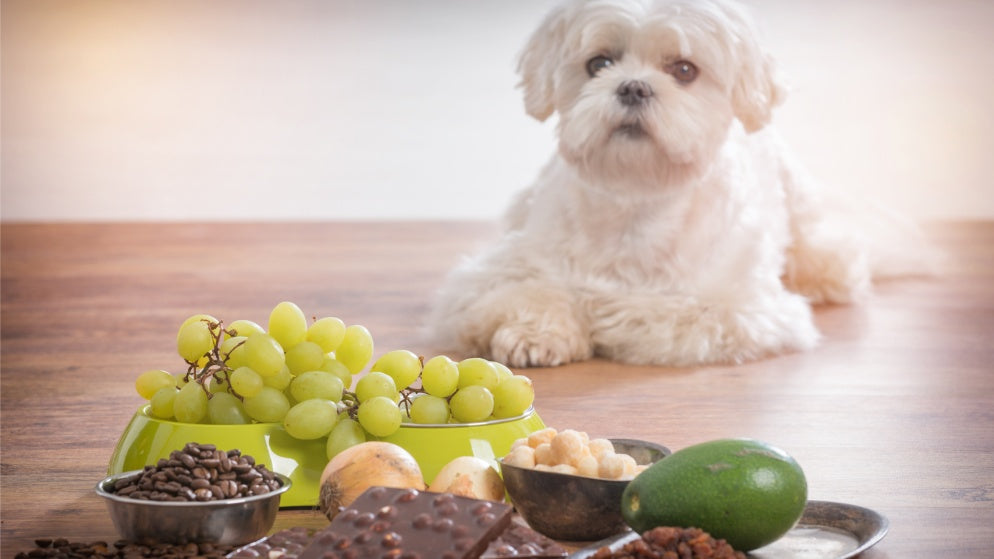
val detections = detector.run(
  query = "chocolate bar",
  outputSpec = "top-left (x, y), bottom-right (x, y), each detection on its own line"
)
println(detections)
top-left (228, 527), bottom-right (314, 558)
top-left (298, 487), bottom-right (513, 559)
top-left (482, 522), bottom-right (568, 558)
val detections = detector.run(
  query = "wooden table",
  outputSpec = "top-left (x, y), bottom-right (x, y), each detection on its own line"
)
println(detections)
top-left (2, 221), bottom-right (992, 557)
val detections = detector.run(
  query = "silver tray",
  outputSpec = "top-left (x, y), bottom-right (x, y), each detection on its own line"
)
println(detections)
top-left (569, 500), bottom-right (889, 559)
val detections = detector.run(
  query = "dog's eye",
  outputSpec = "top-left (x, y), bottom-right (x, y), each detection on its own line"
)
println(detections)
top-left (586, 55), bottom-right (614, 77)
top-left (667, 60), bottom-right (699, 84)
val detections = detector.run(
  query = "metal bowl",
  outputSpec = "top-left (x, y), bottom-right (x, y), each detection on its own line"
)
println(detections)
top-left (95, 470), bottom-right (291, 545)
top-left (500, 438), bottom-right (670, 542)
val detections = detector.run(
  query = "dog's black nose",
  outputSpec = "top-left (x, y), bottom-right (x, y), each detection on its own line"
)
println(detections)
top-left (616, 80), bottom-right (653, 106)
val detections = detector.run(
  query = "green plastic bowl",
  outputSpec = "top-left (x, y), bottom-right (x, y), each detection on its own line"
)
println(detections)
top-left (108, 405), bottom-right (546, 507)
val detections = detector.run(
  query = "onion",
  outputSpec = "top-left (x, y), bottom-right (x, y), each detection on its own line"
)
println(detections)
top-left (426, 456), bottom-right (506, 502)
top-left (318, 441), bottom-right (425, 520)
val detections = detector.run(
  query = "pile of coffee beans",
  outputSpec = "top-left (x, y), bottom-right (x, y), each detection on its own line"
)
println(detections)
top-left (15, 538), bottom-right (238, 559)
top-left (109, 443), bottom-right (281, 502)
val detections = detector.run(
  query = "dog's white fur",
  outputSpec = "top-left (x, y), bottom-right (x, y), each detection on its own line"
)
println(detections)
top-left (428, 0), bottom-right (885, 368)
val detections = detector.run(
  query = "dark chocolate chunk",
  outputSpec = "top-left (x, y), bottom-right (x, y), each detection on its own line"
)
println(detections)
top-left (482, 522), bottom-right (568, 558)
top-left (299, 487), bottom-right (513, 559)
top-left (226, 527), bottom-right (314, 559)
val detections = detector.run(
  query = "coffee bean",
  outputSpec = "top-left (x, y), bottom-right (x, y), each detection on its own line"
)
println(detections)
top-left (219, 479), bottom-right (239, 498)
top-left (218, 451), bottom-right (232, 472)
top-left (178, 452), bottom-right (197, 469)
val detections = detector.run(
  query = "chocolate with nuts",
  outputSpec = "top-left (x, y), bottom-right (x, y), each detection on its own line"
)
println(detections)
top-left (299, 486), bottom-right (512, 559)
top-left (482, 522), bottom-right (568, 558)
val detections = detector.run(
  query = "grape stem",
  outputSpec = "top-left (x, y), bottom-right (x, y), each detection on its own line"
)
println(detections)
top-left (182, 320), bottom-right (242, 399)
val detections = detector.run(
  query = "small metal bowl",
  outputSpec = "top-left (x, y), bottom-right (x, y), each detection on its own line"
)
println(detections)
top-left (95, 471), bottom-right (291, 545)
top-left (500, 438), bottom-right (670, 542)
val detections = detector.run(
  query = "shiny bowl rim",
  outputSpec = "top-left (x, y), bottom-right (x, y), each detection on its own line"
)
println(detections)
top-left (134, 403), bottom-right (537, 429)
top-left (95, 470), bottom-right (292, 507)
top-left (399, 405), bottom-right (538, 428)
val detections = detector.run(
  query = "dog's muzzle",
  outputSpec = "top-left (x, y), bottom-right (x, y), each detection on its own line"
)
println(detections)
top-left (616, 80), bottom-right (653, 107)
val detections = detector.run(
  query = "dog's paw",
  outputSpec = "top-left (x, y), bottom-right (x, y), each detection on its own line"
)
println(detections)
top-left (590, 291), bottom-right (820, 366)
top-left (784, 233), bottom-right (872, 305)
top-left (490, 322), bottom-right (592, 368)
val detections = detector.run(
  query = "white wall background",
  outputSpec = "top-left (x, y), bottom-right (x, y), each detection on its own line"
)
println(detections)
top-left (3, 0), bottom-right (993, 222)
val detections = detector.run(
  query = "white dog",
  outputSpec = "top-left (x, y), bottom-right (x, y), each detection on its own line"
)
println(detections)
top-left (428, 0), bottom-right (889, 368)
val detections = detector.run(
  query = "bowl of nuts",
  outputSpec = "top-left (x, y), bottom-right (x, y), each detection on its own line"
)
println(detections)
top-left (96, 443), bottom-right (291, 546)
top-left (499, 428), bottom-right (670, 542)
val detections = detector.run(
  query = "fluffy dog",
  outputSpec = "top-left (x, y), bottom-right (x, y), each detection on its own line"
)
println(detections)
top-left (428, 0), bottom-right (888, 368)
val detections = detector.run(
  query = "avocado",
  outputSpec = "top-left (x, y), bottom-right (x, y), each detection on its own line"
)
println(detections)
top-left (621, 438), bottom-right (807, 551)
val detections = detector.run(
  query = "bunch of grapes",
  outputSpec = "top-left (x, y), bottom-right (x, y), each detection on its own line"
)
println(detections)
top-left (133, 301), bottom-right (536, 460)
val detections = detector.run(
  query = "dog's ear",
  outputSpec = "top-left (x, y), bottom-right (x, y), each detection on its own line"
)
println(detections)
top-left (732, 50), bottom-right (786, 133)
top-left (716, 0), bottom-right (787, 133)
top-left (517, 4), bottom-right (570, 122)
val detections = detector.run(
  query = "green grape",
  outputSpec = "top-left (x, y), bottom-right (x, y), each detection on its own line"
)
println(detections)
top-left (335, 324), bottom-right (374, 374)
top-left (357, 396), bottom-right (402, 437)
top-left (290, 370), bottom-right (344, 402)
top-left (268, 301), bottom-right (307, 350)
top-left (176, 315), bottom-right (220, 364)
top-left (174, 381), bottom-right (209, 423)
top-left (207, 374), bottom-right (229, 393)
top-left (449, 385), bottom-right (494, 423)
top-left (219, 335), bottom-right (248, 369)
top-left (284, 341), bottom-right (325, 375)
top-left (229, 366), bottom-right (264, 398)
top-left (241, 333), bottom-right (285, 377)
top-left (262, 365), bottom-right (292, 390)
top-left (420, 355), bottom-right (459, 397)
top-left (319, 357), bottom-right (353, 390)
top-left (326, 417), bottom-right (366, 460)
top-left (135, 369), bottom-right (175, 400)
top-left (491, 374), bottom-right (535, 418)
top-left (283, 398), bottom-right (338, 440)
top-left (371, 349), bottom-right (422, 390)
top-left (228, 319), bottom-right (265, 338)
top-left (243, 386), bottom-right (290, 423)
top-left (179, 313), bottom-right (217, 330)
top-left (409, 394), bottom-right (450, 424)
top-left (207, 392), bottom-right (250, 425)
top-left (149, 387), bottom-right (177, 419)
top-left (307, 316), bottom-right (346, 353)
top-left (492, 361), bottom-right (514, 382)
top-left (457, 357), bottom-right (500, 391)
top-left (355, 371), bottom-right (397, 403)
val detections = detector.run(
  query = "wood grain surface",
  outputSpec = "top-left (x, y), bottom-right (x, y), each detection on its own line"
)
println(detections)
top-left (2, 221), bottom-right (992, 557)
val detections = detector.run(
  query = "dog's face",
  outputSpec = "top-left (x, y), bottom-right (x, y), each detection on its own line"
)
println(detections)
top-left (518, 0), bottom-right (784, 189)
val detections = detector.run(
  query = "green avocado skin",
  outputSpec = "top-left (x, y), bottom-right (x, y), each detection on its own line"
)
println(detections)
top-left (621, 438), bottom-right (807, 552)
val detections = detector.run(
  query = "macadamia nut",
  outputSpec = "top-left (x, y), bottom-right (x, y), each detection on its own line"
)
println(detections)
top-left (527, 427), bottom-right (557, 448)
top-left (503, 445), bottom-right (536, 468)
